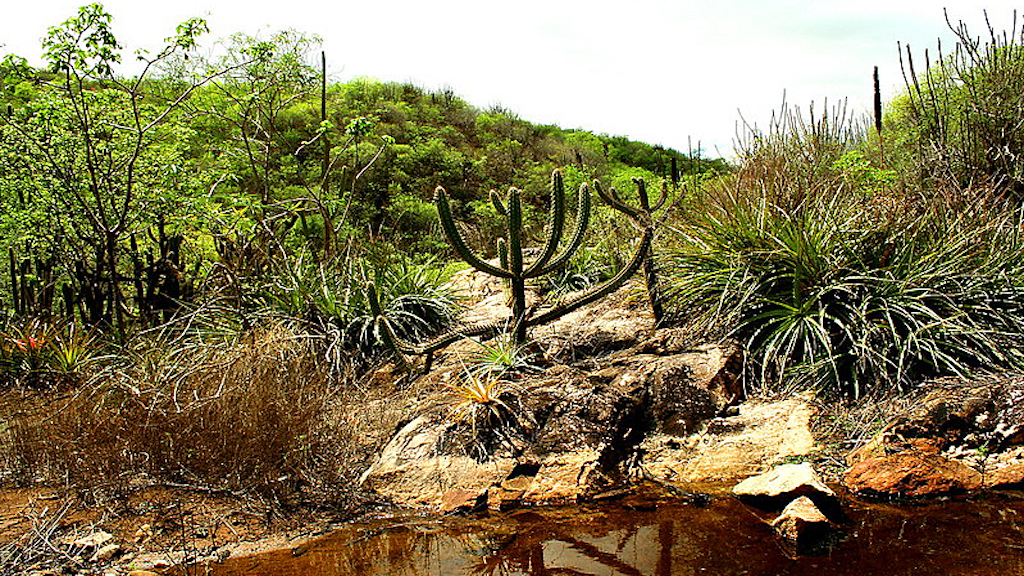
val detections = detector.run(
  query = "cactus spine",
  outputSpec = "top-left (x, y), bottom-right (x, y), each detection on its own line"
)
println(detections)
top-left (595, 177), bottom-right (668, 324)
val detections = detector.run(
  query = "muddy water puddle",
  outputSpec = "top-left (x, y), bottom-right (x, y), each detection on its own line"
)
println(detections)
top-left (194, 493), bottom-right (1024, 576)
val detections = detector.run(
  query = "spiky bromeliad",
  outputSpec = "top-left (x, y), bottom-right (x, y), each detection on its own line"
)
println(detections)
top-left (370, 169), bottom-right (652, 370)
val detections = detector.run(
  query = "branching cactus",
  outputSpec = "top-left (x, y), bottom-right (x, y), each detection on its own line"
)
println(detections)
top-left (437, 169), bottom-right (603, 344)
top-left (595, 177), bottom-right (668, 324)
top-left (369, 170), bottom-right (652, 370)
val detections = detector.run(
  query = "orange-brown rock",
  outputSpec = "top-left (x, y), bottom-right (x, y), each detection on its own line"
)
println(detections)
top-left (844, 450), bottom-right (983, 498)
top-left (440, 489), bottom-right (485, 514)
top-left (983, 462), bottom-right (1024, 489)
top-left (771, 496), bottom-right (832, 550)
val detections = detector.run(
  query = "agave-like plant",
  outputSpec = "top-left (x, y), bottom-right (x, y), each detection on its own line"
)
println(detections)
top-left (664, 180), bottom-right (1024, 397)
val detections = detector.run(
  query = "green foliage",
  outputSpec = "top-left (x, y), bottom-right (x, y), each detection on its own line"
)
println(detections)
top-left (344, 253), bottom-right (460, 354)
top-left (664, 177), bottom-right (1024, 398)
top-left (445, 372), bottom-right (515, 432)
top-left (264, 247), bottom-right (460, 358)
top-left (0, 4), bottom-right (724, 359)
top-left (42, 3), bottom-right (121, 76)
top-left (831, 150), bottom-right (897, 194)
top-left (466, 334), bottom-right (534, 379)
top-left (46, 322), bottom-right (97, 375)
top-left (0, 319), bottom-right (96, 384)
top-left (888, 14), bottom-right (1024, 195)
top-left (542, 243), bottom-right (620, 296)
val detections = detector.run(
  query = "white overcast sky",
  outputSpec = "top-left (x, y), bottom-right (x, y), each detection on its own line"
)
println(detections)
top-left (2, 1), bottom-right (1021, 156)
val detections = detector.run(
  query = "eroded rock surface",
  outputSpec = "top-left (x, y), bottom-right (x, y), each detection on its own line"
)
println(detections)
top-left (843, 374), bottom-right (1024, 498)
top-left (641, 397), bottom-right (818, 485)
top-left (359, 275), bottom-right (749, 510)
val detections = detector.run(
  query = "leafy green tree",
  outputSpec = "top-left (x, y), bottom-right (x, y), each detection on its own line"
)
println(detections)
top-left (0, 4), bottom-right (215, 335)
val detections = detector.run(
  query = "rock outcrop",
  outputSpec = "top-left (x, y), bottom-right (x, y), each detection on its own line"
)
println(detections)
top-left (640, 396), bottom-right (818, 485)
top-left (843, 374), bottom-right (1024, 498)
top-left (360, 335), bottom-right (743, 509)
top-left (359, 273), bottom-right (752, 509)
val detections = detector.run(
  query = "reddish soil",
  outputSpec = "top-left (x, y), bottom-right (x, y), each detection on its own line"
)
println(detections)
top-left (0, 482), bottom-right (341, 573)
top-left (0, 384), bottom-right (353, 574)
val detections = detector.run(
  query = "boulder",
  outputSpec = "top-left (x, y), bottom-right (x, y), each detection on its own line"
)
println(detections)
top-left (771, 496), bottom-right (832, 552)
top-left (641, 397), bottom-right (818, 485)
top-left (843, 374), bottom-right (1024, 497)
top-left (844, 449), bottom-right (983, 498)
top-left (733, 462), bottom-right (836, 510)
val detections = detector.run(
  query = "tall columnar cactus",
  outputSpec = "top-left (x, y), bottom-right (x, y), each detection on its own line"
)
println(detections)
top-left (370, 170), bottom-right (652, 369)
top-left (595, 177), bottom-right (668, 324)
top-left (439, 169), bottom-right (596, 344)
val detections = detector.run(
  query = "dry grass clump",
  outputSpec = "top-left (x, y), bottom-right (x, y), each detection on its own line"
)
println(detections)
top-left (4, 322), bottom-right (389, 507)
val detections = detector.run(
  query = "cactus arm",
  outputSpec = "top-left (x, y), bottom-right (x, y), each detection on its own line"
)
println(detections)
top-left (490, 189), bottom-right (507, 216)
top-left (595, 180), bottom-right (645, 222)
top-left (367, 282), bottom-right (414, 369)
top-left (369, 281), bottom-right (508, 360)
top-left (527, 226), bottom-right (653, 327)
top-left (434, 186), bottom-right (512, 279)
top-left (505, 187), bottom-right (529, 343)
top-left (497, 237), bottom-right (509, 271)
top-left (375, 316), bottom-right (416, 370)
top-left (609, 184), bottom-right (623, 203)
top-left (651, 180), bottom-right (669, 212)
top-left (642, 245), bottom-right (665, 325)
top-left (524, 169), bottom-right (566, 277)
top-left (633, 176), bottom-right (668, 213)
top-left (497, 237), bottom-right (512, 306)
top-left (506, 187), bottom-right (524, 277)
top-left (537, 182), bottom-right (591, 276)
top-left (394, 320), bottom-right (508, 356)
top-left (634, 177), bottom-right (651, 212)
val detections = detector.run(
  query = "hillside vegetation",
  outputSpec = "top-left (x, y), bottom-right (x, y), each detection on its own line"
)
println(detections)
top-left (1, 2), bottom-right (1023, 528)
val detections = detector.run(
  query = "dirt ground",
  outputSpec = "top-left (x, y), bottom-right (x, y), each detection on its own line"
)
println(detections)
top-left (0, 378), bottom-right (393, 576)
top-left (0, 481), bottom-right (361, 574)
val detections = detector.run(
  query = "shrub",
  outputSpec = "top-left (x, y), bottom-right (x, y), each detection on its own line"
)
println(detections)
top-left (261, 245), bottom-right (460, 359)
top-left (5, 324), bottom-right (369, 500)
top-left (889, 12), bottom-right (1024, 196)
top-left (664, 178), bottom-right (1024, 397)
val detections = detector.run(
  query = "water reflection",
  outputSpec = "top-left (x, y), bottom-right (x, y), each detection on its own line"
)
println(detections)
top-left (200, 493), bottom-right (1024, 576)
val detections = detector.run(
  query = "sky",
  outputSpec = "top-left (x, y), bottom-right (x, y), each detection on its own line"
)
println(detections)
top-left (1, 1), bottom-right (1021, 156)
